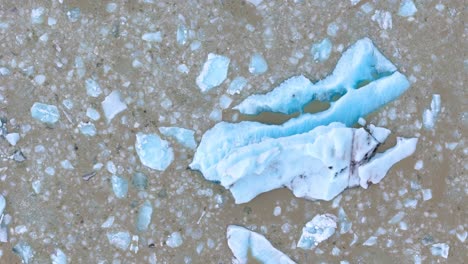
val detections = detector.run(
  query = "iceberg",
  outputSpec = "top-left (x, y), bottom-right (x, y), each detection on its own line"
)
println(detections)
top-left (136, 200), bottom-right (153, 232)
top-left (227, 225), bottom-right (296, 264)
top-left (196, 53), bottom-right (230, 92)
top-left (101, 91), bottom-right (127, 123)
top-left (297, 214), bottom-right (337, 250)
top-left (135, 133), bottom-right (174, 171)
top-left (13, 241), bottom-right (34, 264)
top-left (142, 32), bottom-right (162, 42)
top-left (158, 127), bottom-right (197, 150)
top-left (31, 102), bottom-right (60, 125)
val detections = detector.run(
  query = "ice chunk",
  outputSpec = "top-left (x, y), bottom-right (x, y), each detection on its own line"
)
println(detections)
top-left (246, 0), bottom-right (263, 6)
top-left (13, 241), bottom-right (34, 264)
top-left (51, 248), bottom-right (67, 264)
top-left (311, 38), bottom-right (332, 62)
top-left (338, 208), bottom-right (352, 234)
top-left (86, 107), bottom-right (100, 121)
top-left (248, 53), bottom-right (268, 75)
top-left (101, 91), bottom-right (127, 123)
top-left (219, 95), bottom-right (233, 109)
top-left (297, 214), bottom-right (337, 250)
top-left (78, 122), bottom-right (96, 136)
top-left (67, 8), bottom-right (81, 22)
top-left (31, 7), bottom-right (45, 24)
top-left (101, 216), bottom-right (114, 228)
top-left (372, 10), bottom-right (392, 30)
top-left (227, 225), bottom-right (296, 264)
top-left (423, 94), bottom-right (441, 129)
top-left (158, 127), bottom-right (197, 150)
top-left (107, 231), bottom-right (131, 250)
top-left (398, 0), bottom-right (417, 17)
top-left (234, 38), bottom-right (407, 115)
top-left (62, 99), bottom-right (73, 110)
top-left (227, 77), bottom-right (248, 95)
top-left (135, 133), bottom-right (174, 171)
top-left (422, 189), bottom-right (432, 201)
top-left (142, 32), bottom-right (162, 42)
top-left (177, 25), bottom-right (188, 45)
top-left (34, 75), bottom-right (46, 85)
top-left (111, 175), bottom-right (128, 199)
top-left (196, 53), bottom-right (230, 92)
top-left (31, 102), bottom-right (60, 125)
top-left (327, 23), bottom-right (339, 36)
top-left (136, 200), bottom-right (152, 232)
top-left (132, 172), bottom-right (148, 190)
top-left (166, 232), bottom-right (183, 248)
top-left (5, 133), bottom-right (20, 146)
top-left (430, 243), bottom-right (449, 259)
top-left (32, 180), bottom-right (41, 194)
top-left (85, 79), bottom-right (102, 97)
top-left (0, 195), bottom-right (5, 215)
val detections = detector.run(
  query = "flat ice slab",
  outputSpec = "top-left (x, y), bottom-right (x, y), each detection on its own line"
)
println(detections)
top-left (196, 53), bottom-right (230, 92)
top-left (135, 133), bottom-right (174, 171)
top-left (297, 214), bottom-right (337, 249)
top-left (31, 102), bottom-right (60, 125)
top-left (227, 225), bottom-right (296, 264)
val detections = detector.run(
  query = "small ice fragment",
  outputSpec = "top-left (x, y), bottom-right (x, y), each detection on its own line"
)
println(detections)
top-left (75, 57), bottom-right (86, 78)
top-left (358, 117), bottom-right (366, 126)
top-left (111, 175), bottom-right (128, 199)
top-left (219, 95), bottom-right (233, 109)
top-left (51, 248), bottom-right (67, 264)
top-left (423, 94), bottom-right (441, 129)
top-left (31, 7), bottom-right (45, 24)
top-left (209, 108), bottom-right (222, 121)
top-left (142, 32), bottom-right (162, 42)
top-left (350, 0), bottom-right (360, 5)
top-left (0, 67), bottom-right (11, 76)
top-left (246, 0), bottom-right (263, 6)
top-left (422, 189), bottom-right (432, 201)
top-left (248, 53), bottom-right (268, 75)
top-left (311, 38), bottom-right (332, 62)
top-left (48, 17), bottom-right (57, 26)
top-left (0, 195), bottom-right (5, 215)
top-left (414, 160), bottom-right (423, 170)
top-left (372, 10), bottom-right (393, 30)
top-left (5, 133), bottom-right (20, 146)
top-left (196, 53), bottom-right (230, 92)
top-left (106, 3), bottom-right (118, 13)
top-left (430, 243), bottom-right (449, 259)
top-left (273, 206), bottom-right (281, 216)
top-left (101, 216), bottom-right (115, 228)
top-left (177, 64), bottom-right (189, 74)
top-left (227, 225), bottom-right (296, 263)
top-left (398, 0), bottom-right (417, 17)
top-left (67, 8), bottom-right (81, 22)
top-left (136, 200), bottom-right (153, 232)
top-left (435, 4), bottom-right (445, 12)
top-left (297, 214), bottom-right (337, 250)
top-left (107, 231), bottom-right (131, 250)
top-left (388, 211), bottom-right (405, 224)
top-left (166, 232), bottom-right (183, 248)
top-left (101, 91), bottom-right (127, 123)
top-left (158, 127), bottom-right (197, 150)
top-left (327, 23), bottom-right (339, 36)
top-left (338, 208), bottom-right (352, 234)
top-left (132, 172), bottom-right (148, 190)
top-left (227, 77), bottom-right (248, 95)
top-left (32, 180), bottom-right (41, 194)
top-left (190, 41), bottom-right (201, 51)
top-left (62, 99), bottom-right (73, 110)
top-left (135, 133), bottom-right (174, 171)
top-left (86, 107), bottom-right (100, 121)
top-left (60, 160), bottom-right (74, 170)
top-left (12, 150), bottom-right (26, 162)
top-left (85, 79), bottom-right (102, 97)
top-left (31, 102), bottom-right (60, 125)
top-left (13, 241), bottom-right (34, 264)
top-left (456, 231), bottom-right (467, 243)
top-left (78, 122), bottom-right (96, 136)
top-left (363, 236), bottom-right (378, 246)
top-left (34, 75), bottom-right (46, 85)
top-left (177, 25), bottom-right (188, 45)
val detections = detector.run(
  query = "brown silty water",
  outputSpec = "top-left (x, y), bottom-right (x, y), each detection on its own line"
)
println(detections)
top-left (0, 0), bottom-right (466, 263)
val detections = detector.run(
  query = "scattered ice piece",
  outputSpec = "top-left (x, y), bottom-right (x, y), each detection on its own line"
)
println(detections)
top-left (0, 67), bottom-right (11, 76)
top-left (136, 201), bottom-right (153, 232)
top-left (111, 175), bottom-right (128, 199)
top-left (11, 150), bottom-right (26, 162)
top-left (372, 10), bottom-right (393, 30)
top-left (86, 107), bottom-right (100, 121)
top-left (456, 231), bottom-right (467, 243)
top-left (34, 75), bottom-right (46, 85)
top-left (48, 17), bottom-right (57, 26)
top-left (177, 64), bottom-right (189, 74)
top-left (219, 95), bottom-right (233, 109)
top-left (62, 99), bottom-right (73, 110)
top-left (327, 23), bottom-right (339, 37)
top-left (246, 0), bottom-right (263, 6)
top-left (398, 0), bottom-right (417, 17)
top-left (177, 25), bottom-right (188, 45)
top-left (135, 133), bottom-right (174, 171)
top-left (190, 41), bottom-right (201, 51)
top-left (363, 236), bottom-right (378, 246)
top-left (5, 133), bottom-right (20, 146)
top-left (101, 216), bottom-right (115, 228)
top-left (85, 79), bottom-right (102, 97)
top-left (67, 7), bottom-right (81, 22)
top-left (106, 3), bottom-right (118, 13)
top-left (31, 7), bottom-right (46, 24)
top-left (227, 225), bottom-right (296, 264)
top-left (423, 94), bottom-right (441, 129)
top-left (388, 211), bottom-right (405, 224)
top-left (60, 160), bottom-right (74, 170)
top-left (430, 243), bottom-right (449, 259)
top-left (32, 180), bottom-right (41, 194)
top-left (297, 214), bottom-right (337, 250)
top-left (142, 32), bottom-right (162, 42)
top-left (132, 172), bottom-right (148, 190)
top-left (101, 91), bottom-right (127, 123)
top-left (422, 189), bottom-right (432, 201)
top-left (158, 127), bottom-right (197, 150)
top-left (209, 108), bottom-right (222, 121)
top-left (227, 77), bottom-right (248, 95)
top-left (107, 231), bottom-right (131, 250)
top-left (51, 248), bottom-right (67, 264)
top-left (75, 57), bottom-right (86, 78)
top-left (196, 53), bottom-right (230, 92)
top-left (13, 241), bottom-right (34, 264)
top-left (414, 160), bottom-right (423, 170)
top-left (0, 195), bottom-right (5, 215)
top-left (31, 103), bottom-right (60, 125)
top-left (273, 206), bottom-right (281, 216)
top-left (78, 122), bottom-right (96, 137)
top-left (166, 232), bottom-right (183, 248)
top-left (358, 117), bottom-right (366, 126)
top-left (435, 4), bottom-right (445, 12)
top-left (338, 208), bottom-right (352, 234)
top-left (107, 161), bottom-right (116, 174)
top-left (350, 0), bottom-right (360, 5)
top-left (248, 53), bottom-right (268, 75)
top-left (311, 38), bottom-right (332, 62)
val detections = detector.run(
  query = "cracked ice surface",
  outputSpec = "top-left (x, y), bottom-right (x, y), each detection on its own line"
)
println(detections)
top-left (297, 214), bottom-right (337, 250)
top-left (227, 225), bottom-right (296, 264)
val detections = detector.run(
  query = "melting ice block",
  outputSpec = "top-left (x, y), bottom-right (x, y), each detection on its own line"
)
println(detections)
top-left (31, 102), bottom-right (60, 125)
top-left (135, 133), bottom-right (174, 171)
top-left (227, 225), bottom-right (296, 264)
top-left (297, 214), bottom-right (337, 250)
top-left (196, 53), bottom-right (230, 92)
top-left (101, 91), bottom-right (127, 123)
top-left (158, 127), bottom-right (197, 150)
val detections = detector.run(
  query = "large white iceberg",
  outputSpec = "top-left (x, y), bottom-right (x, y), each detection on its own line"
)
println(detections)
top-left (227, 225), bottom-right (296, 264)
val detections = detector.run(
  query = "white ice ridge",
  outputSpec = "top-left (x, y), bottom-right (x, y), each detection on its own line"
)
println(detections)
top-left (227, 225), bottom-right (296, 264)
top-left (234, 38), bottom-right (405, 115)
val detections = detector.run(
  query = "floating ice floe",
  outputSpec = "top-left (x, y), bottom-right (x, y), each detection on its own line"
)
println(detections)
top-left (85, 78), bottom-right (102, 97)
top-left (5, 133), bottom-right (20, 146)
top-left (136, 200), bottom-right (152, 232)
top-left (86, 107), bottom-right (100, 121)
top-left (101, 91), bottom-right (127, 123)
top-left (31, 102), bottom-right (60, 125)
top-left (13, 241), bottom-right (34, 264)
top-left (422, 94), bottom-right (441, 129)
top-left (297, 214), bottom-right (337, 250)
top-left (111, 175), bottom-right (128, 199)
top-left (196, 53), bottom-right (230, 92)
top-left (135, 133), bottom-right (174, 171)
top-left (227, 225), bottom-right (296, 264)
top-left (51, 248), bottom-right (67, 264)
top-left (311, 38), bottom-right (332, 62)
top-left (142, 32), bottom-right (162, 42)
top-left (249, 53), bottom-right (268, 75)
top-left (228, 77), bottom-right (248, 95)
top-left (78, 122), bottom-right (96, 136)
top-left (398, 0), bottom-right (417, 17)
top-left (166, 232), bottom-right (183, 248)
top-left (372, 10), bottom-right (392, 30)
top-left (430, 243), bottom-right (449, 259)
top-left (177, 25), bottom-right (188, 45)
top-left (158, 127), bottom-right (197, 150)
top-left (107, 231), bottom-right (131, 250)
top-left (31, 7), bottom-right (45, 24)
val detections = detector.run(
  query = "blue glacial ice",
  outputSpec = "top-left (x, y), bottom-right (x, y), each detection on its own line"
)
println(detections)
top-left (227, 76), bottom-right (248, 95)
top-left (136, 200), bottom-right (153, 232)
top-left (135, 133), bottom-right (174, 171)
top-left (311, 38), bottom-right (332, 62)
top-left (101, 91), bottom-right (127, 123)
top-left (398, 0), bottom-right (417, 17)
top-left (297, 214), bottom-right (337, 250)
top-left (248, 53), bottom-right (268, 75)
top-left (235, 38), bottom-right (406, 115)
top-left (31, 102), bottom-right (60, 125)
top-left (227, 225), bottom-right (296, 264)
top-left (196, 53), bottom-right (230, 92)
top-left (13, 241), bottom-right (34, 264)
top-left (158, 127), bottom-right (197, 150)
top-left (107, 231), bottom-right (131, 250)
top-left (78, 122), bottom-right (96, 136)
top-left (85, 78), bottom-right (102, 97)
top-left (111, 175), bottom-right (128, 199)
top-left (51, 248), bottom-right (67, 264)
